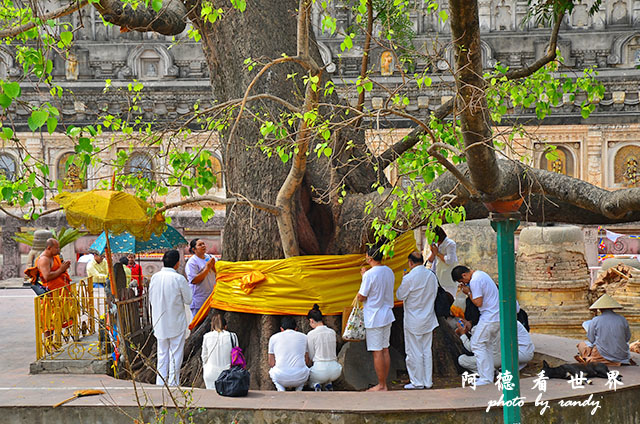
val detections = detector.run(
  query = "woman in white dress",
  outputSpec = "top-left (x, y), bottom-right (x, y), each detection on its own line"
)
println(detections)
top-left (201, 313), bottom-right (238, 389)
top-left (306, 304), bottom-right (342, 391)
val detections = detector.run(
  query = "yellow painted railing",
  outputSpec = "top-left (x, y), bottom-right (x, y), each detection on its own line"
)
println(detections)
top-left (34, 277), bottom-right (109, 361)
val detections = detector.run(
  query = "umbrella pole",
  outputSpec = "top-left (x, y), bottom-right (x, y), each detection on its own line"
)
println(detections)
top-left (104, 229), bottom-right (117, 299)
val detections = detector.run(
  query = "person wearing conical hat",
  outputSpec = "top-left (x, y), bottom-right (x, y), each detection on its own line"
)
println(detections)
top-left (576, 294), bottom-right (631, 366)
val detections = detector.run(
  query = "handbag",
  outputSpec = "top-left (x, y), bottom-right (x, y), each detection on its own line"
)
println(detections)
top-left (229, 333), bottom-right (246, 369)
top-left (214, 366), bottom-right (250, 397)
top-left (342, 296), bottom-right (366, 342)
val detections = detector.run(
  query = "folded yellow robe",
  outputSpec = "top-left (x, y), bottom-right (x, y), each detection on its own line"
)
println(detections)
top-left (190, 232), bottom-right (417, 328)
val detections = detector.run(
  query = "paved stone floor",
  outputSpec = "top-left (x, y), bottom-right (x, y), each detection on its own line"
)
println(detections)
top-left (1, 281), bottom-right (640, 422)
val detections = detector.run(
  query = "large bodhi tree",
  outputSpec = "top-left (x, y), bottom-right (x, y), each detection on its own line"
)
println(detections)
top-left (1, 0), bottom-right (638, 387)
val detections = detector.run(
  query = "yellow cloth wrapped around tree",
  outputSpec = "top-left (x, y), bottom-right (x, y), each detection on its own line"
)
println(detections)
top-left (190, 232), bottom-right (417, 329)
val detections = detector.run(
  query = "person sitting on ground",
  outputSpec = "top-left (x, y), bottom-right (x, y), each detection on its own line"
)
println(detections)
top-left (396, 251), bottom-right (438, 390)
top-left (456, 318), bottom-right (534, 372)
top-left (577, 294), bottom-right (632, 366)
top-left (306, 304), bottom-right (342, 391)
top-left (268, 316), bottom-right (310, 391)
top-left (202, 313), bottom-right (239, 389)
top-left (86, 249), bottom-right (108, 286)
top-left (118, 256), bottom-right (133, 286)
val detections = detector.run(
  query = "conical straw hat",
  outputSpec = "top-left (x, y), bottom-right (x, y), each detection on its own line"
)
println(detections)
top-left (589, 293), bottom-right (623, 310)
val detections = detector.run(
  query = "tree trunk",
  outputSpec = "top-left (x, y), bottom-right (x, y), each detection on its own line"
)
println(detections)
top-left (175, 0), bottom-right (467, 389)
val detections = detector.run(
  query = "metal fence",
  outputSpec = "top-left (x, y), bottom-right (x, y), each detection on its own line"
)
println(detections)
top-left (34, 277), bottom-right (152, 364)
top-left (34, 277), bottom-right (108, 360)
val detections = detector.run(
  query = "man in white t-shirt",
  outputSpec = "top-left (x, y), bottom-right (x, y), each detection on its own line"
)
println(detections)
top-left (357, 246), bottom-right (396, 392)
top-left (268, 316), bottom-right (310, 391)
top-left (456, 319), bottom-right (534, 372)
top-left (451, 265), bottom-right (500, 386)
top-left (396, 251), bottom-right (438, 389)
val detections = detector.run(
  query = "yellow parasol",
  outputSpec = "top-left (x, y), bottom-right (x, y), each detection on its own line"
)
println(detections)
top-left (52, 190), bottom-right (165, 297)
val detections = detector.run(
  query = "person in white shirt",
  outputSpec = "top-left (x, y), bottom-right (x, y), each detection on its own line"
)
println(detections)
top-left (396, 252), bottom-right (438, 389)
top-left (306, 304), bottom-right (342, 391)
top-left (427, 226), bottom-right (458, 296)
top-left (202, 313), bottom-right (238, 389)
top-left (149, 250), bottom-right (192, 386)
top-left (268, 316), bottom-right (310, 391)
top-left (357, 245), bottom-right (396, 392)
top-left (452, 265), bottom-right (500, 386)
top-left (456, 319), bottom-right (534, 372)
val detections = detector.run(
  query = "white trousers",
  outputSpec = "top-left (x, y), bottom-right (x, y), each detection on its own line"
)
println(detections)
top-left (458, 341), bottom-right (534, 373)
top-left (404, 329), bottom-right (434, 388)
top-left (156, 332), bottom-right (186, 386)
top-left (470, 320), bottom-right (500, 386)
top-left (308, 360), bottom-right (342, 387)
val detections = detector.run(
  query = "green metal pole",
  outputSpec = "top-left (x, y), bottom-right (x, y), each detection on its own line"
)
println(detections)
top-left (491, 213), bottom-right (521, 424)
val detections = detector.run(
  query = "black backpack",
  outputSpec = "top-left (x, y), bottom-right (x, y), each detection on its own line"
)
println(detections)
top-left (429, 269), bottom-right (454, 318)
top-left (215, 366), bottom-right (250, 397)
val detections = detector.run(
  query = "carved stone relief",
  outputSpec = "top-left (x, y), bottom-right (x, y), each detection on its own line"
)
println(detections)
top-left (572, 4), bottom-right (590, 28)
top-left (611, 0), bottom-right (630, 25)
top-left (494, 0), bottom-right (513, 31)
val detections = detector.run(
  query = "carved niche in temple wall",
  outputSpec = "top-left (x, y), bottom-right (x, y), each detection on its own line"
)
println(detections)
top-left (609, 32), bottom-right (640, 66)
top-left (536, 143), bottom-right (580, 178)
top-left (611, 143), bottom-right (640, 187)
top-left (55, 151), bottom-right (86, 191)
top-left (117, 45), bottom-right (178, 80)
top-left (610, 0), bottom-right (631, 25)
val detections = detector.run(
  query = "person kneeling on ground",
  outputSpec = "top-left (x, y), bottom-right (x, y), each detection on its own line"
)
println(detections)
top-left (577, 293), bottom-right (632, 366)
top-left (268, 316), bottom-right (310, 391)
top-left (306, 304), bottom-right (342, 391)
top-left (202, 313), bottom-right (239, 389)
top-left (455, 318), bottom-right (534, 372)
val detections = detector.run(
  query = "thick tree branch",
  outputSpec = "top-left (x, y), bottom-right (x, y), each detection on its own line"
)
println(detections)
top-left (524, 166), bottom-right (640, 220)
top-left (0, 0), bottom-right (89, 39)
top-left (504, 10), bottom-right (562, 80)
top-left (275, 73), bottom-right (319, 257)
top-left (450, 0), bottom-right (499, 195)
top-left (156, 195), bottom-right (280, 216)
top-left (93, 0), bottom-right (187, 35)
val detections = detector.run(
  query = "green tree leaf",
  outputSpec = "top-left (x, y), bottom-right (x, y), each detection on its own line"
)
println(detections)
top-left (28, 110), bottom-right (49, 132)
top-left (60, 31), bottom-right (73, 46)
top-left (3, 82), bottom-right (21, 99)
top-left (32, 187), bottom-right (44, 200)
top-left (0, 94), bottom-right (11, 108)
top-left (152, 0), bottom-right (163, 12)
top-left (46, 117), bottom-right (58, 134)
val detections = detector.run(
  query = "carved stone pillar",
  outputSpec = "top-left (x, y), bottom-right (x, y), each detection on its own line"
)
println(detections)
top-left (1, 218), bottom-right (21, 279)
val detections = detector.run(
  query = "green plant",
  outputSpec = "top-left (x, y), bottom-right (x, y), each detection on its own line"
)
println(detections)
top-left (13, 227), bottom-right (83, 249)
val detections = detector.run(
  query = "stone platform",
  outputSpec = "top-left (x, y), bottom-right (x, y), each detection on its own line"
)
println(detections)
top-left (2, 284), bottom-right (640, 423)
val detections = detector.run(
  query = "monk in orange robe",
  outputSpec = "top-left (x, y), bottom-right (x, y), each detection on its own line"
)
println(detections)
top-left (36, 238), bottom-right (71, 291)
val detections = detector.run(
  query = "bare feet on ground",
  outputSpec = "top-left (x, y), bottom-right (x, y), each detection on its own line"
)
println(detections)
top-left (366, 384), bottom-right (388, 392)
